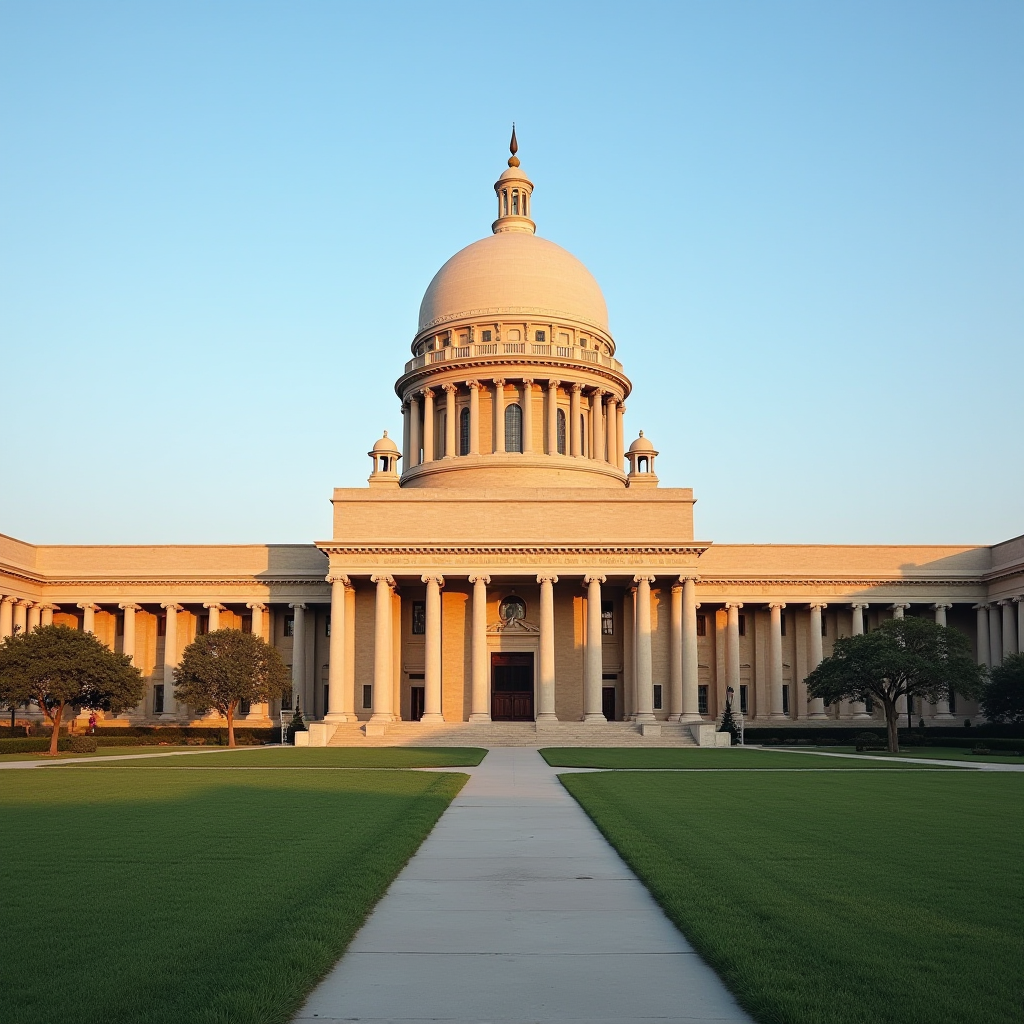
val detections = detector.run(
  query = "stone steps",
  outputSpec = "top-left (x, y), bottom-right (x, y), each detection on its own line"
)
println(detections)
top-left (322, 719), bottom-right (700, 748)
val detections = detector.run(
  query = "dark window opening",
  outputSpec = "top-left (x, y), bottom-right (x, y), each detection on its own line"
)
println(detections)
top-left (281, 690), bottom-right (293, 711)
top-left (949, 691), bottom-right (957, 714)
top-left (780, 614), bottom-right (787, 637)
top-left (602, 673), bottom-right (618, 680)
top-left (697, 685), bottom-right (709, 716)
top-left (362, 684), bottom-right (372, 710)
top-left (821, 615), bottom-right (828, 637)
top-left (865, 695), bottom-right (874, 713)
top-left (325, 617), bottom-right (331, 637)
top-left (153, 684), bottom-right (164, 714)
top-left (481, 329), bottom-right (492, 342)
top-left (196, 615), bottom-right (209, 636)
top-left (696, 614), bottom-right (707, 637)
top-left (739, 684), bottom-right (748, 715)
top-left (505, 403), bottom-right (523, 452)
top-left (412, 601), bottom-right (426, 635)
top-left (653, 684), bottom-right (663, 711)
top-left (556, 408), bottom-right (566, 454)
top-left (459, 407), bottom-right (470, 455)
top-left (284, 615), bottom-right (294, 637)
top-left (241, 615), bottom-right (252, 634)
top-left (239, 699), bottom-right (252, 715)
top-left (601, 600), bottom-right (614, 635)
top-left (157, 614), bottom-right (166, 638)
top-left (782, 684), bottom-right (790, 715)
top-left (738, 614), bottom-right (746, 636)
top-left (535, 330), bottom-right (546, 342)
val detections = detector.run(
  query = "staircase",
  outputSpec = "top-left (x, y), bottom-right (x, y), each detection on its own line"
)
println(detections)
top-left (321, 720), bottom-right (699, 748)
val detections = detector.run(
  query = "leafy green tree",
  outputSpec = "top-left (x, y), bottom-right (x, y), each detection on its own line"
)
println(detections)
top-left (174, 629), bottom-right (290, 747)
top-left (805, 616), bottom-right (984, 753)
top-left (0, 625), bottom-right (144, 755)
top-left (980, 653), bottom-right (1024, 724)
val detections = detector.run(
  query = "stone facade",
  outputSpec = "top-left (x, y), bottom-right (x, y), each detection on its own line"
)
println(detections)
top-left (2, 137), bottom-right (1021, 733)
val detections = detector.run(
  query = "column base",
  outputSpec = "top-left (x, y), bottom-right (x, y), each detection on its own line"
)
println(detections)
top-left (769, 713), bottom-right (788, 720)
top-left (535, 713), bottom-right (559, 723)
top-left (323, 712), bottom-right (358, 723)
top-left (807, 712), bottom-right (829, 720)
top-left (419, 713), bottom-right (445, 724)
top-left (583, 713), bottom-right (607, 723)
top-left (633, 712), bottom-right (656, 722)
top-left (931, 713), bottom-right (955, 720)
top-left (368, 713), bottom-right (395, 724)
top-left (852, 712), bottom-right (872, 719)
top-left (676, 713), bottom-right (703, 723)
top-left (468, 713), bottom-right (492, 723)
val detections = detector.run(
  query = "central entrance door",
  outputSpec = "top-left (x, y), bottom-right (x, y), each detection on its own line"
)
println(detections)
top-left (491, 652), bottom-right (534, 721)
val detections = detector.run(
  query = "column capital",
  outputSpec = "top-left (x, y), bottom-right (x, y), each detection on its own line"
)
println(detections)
top-left (326, 573), bottom-right (352, 586)
top-left (891, 602), bottom-right (910, 611)
top-left (633, 574), bottom-right (656, 585)
top-left (1014, 595), bottom-right (1024, 604)
top-left (570, 381), bottom-right (583, 393)
top-left (370, 573), bottom-right (397, 590)
top-left (420, 386), bottom-right (435, 398)
top-left (997, 598), bottom-right (1012, 606)
top-left (724, 601), bottom-right (744, 609)
top-left (972, 603), bottom-right (990, 611)
top-left (618, 402), bottom-right (626, 414)
top-left (118, 602), bottom-right (141, 612)
top-left (676, 573), bottom-right (700, 584)
top-left (465, 379), bottom-right (481, 390)
top-left (851, 602), bottom-right (869, 610)
top-left (203, 602), bottom-right (225, 611)
top-left (548, 378), bottom-right (561, 388)
top-left (536, 573), bottom-right (559, 585)
top-left (161, 602), bottom-right (183, 612)
top-left (288, 602), bottom-right (308, 611)
top-left (77, 602), bottom-right (99, 612)
top-left (441, 382), bottom-right (457, 394)
top-left (521, 378), bottom-right (534, 387)
top-left (246, 602), bottom-right (266, 612)
top-left (591, 386), bottom-right (606, 398)
top-left (468, 573), bottom-right (491, 586)
top-left (0, 595), bottom-right (17, 606)
top-left (932, 602), bottom-right (953, 611)
top-left (768, 601), bottom-right (787, 610)
top-left (809, 601), bottom-right (828, 610)
top-left (583, 574), bottom-right (606, 586)
top-left (492, 377), bottom-right (506, 388)
top-left (421, 574), bottom-right (445, 588)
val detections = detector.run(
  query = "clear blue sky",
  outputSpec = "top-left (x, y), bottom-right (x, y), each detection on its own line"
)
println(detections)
top-left (1, 1), bottom-right (1021, 546)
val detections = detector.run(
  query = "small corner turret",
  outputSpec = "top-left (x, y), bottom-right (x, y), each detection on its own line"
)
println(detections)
top-left (492, 124), bottom-right (536, 235)
top-left (626, 431), bottom-right (659, 488)
top-left (368, 431), bottom-right (401, 487)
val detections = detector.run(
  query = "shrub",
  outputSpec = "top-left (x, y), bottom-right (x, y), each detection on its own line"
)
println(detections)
top-left (972, 747), bottom-right (991, 755)
top-left (0, 737), bottom-right (50, 754)
top-left (61, 736), bottom-right (97, 753)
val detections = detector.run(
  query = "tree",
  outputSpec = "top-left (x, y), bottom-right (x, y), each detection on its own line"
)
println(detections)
top-left (173, 629), bottom-right (290, 747)
top-left (805, 616), bottom-right (984, 753)
top-left (0, 625), bottom-right (145, 756)
top-left (720, 692), bottom-right (738, 744)
top-left (980, 653), bottom-right (1024, 724)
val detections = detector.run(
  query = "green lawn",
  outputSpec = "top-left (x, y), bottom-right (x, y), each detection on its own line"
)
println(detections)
top-left (539, 747), bottom-right (953, 769)
top-left (561, 770), bottom-right (1023, 1024)
top-left (0, 745), bottom-right (198, 762)
top-left (816, 745), bottom-right (1024, 765)
top-left (0, 766), bottom-right (467, 1024)
top-left (68, 746), bottom-right (489, 768)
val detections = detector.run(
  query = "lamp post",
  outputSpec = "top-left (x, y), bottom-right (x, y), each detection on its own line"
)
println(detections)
top-left (727, 685), bottom-right (744, 746)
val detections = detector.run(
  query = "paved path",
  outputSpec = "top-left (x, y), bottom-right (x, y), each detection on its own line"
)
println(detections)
top-left (294, 747), bottom-right (753, 1024)
top-left (754, 746), bottom-right (1024, 771)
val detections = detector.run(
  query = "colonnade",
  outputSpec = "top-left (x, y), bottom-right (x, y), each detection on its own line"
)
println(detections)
top-left (974, 599), bottom-right (1023, 669)
top-left (402, 378), bottom-right (625, 468)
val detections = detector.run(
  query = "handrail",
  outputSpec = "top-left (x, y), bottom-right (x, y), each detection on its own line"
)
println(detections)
top-left (402, 344), bottom-right (624, 376)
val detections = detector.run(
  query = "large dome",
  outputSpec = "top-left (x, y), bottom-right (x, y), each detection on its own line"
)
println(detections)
top-left (417, 231), bottom-right (609, 334)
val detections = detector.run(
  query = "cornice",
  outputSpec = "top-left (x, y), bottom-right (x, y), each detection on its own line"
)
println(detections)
top-left (696, 577), bottom-right (986, 587)
top-left (416, 305), bottom-right (610, 336)
top-left (316, 544), bottom-right (711, 556)
top-left (0, 573), bottom-right (329, 588)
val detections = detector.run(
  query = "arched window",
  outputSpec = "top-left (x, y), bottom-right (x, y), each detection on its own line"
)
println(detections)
top-left (438, 412), bottom-right (447, 458)
top-left (505, 403), bottom-right (522, 453)
top-left (459, 407), bottom-right (470, 456)
top-left (511, 189), bottom-right (519, 215)
top-left (502, 189), bottom-right (508, 216)
top-left (556, 408), bottom-right (566, 455)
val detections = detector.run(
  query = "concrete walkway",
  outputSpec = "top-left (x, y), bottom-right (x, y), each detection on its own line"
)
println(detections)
top-left (294, 747), bottom-right (753, 1024)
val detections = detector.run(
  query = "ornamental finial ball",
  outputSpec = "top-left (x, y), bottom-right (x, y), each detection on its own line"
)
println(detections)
top-left (508, 124), bottom-right (520, 168)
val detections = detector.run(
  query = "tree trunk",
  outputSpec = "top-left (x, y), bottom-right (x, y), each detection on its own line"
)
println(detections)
top-left (226, 703), bottom-right (236, 747)
top-left (884, 702), bottom-right (900, 753)
top-left (48, 704), bottom-right (64, 756)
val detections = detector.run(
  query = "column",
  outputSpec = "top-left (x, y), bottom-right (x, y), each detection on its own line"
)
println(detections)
top-left (584, 574), bottom-right (606, 721)
top-left (247, 602), bottom-right (265, 640)
top-left (521, 380), bottom-right (534, 454)
top-left (633, 575), bottom-right (655, 721)
top-left (421, 574), bottom-right (445, 722)
top-left (468, 574), bottom-right (491, 722)
top-left (569, 383), bottom-right (582, 457)
top-left (422, 388), bottom-right (435, 462)
top-left (13, 600), bottom-right (30, 635)
top-left (78, 602), bottom-right (97, 634)
top-left (1018, 597), bottom-right (1024, 662)
top-left (492, 379), bottom-right (506, 452)
top-left (769, 602), bottom-right (786, 718)
top-left (325, 578), bottom-right (355, 721)
top-left (668, 582), bottom-right (683, 721)
top-left (402, 398), bottom-right (411, 470)
top-left (604, 395), bottom-right (618, 466)
top-left (975, 605), bottom-right (990, 668)
top-left (0, 596), bottom-right (14, 637)
top-left (443, 383), bottom-right (457, 458)
top-left (988, 604), bottom-right (1002, 667)
top-left (409, 393), bottom-right (422, 468)
top-left (590, 390), bottom-right (604, 461)
top-left (26, 603), bottom-right (41, 632)
top-left (204, 602), bottom-right (223, 631)
top-left (119, 603), bottom-right (139, 663)
top-left (467, 381), bottom-right (481, 455)
top-left (291, 602), bottom-right (307, 714)
top-left (40, 604), bottom-right (56, 626)
top-left (892, 603), bottom-right (909, 619)
top-left (546, 379), bottom-right (560, 454)
top-left (370, 575), bottom-right (396, 723)
top-left (931, 603), bottom-right (954, 718)
top-left (725, 602), bottom-right (743, 716)
top-left (848, 603), bottom-right (870, 718)
top-left (680, 576), bottom-right (700, 721)
top-left (616, 403), bottom-right (625, 471)
top-left (1001, 600), bottom-right (1018, 659)
top-left (161, 603), bottom-right (181, 717)
top-left (536, 574), bottom-right (559, 721)
top-left (807, 602), bottom-right (827, 718)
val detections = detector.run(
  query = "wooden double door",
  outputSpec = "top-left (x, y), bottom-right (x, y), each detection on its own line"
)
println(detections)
top-left (491, 652), bottom-right (535, 721)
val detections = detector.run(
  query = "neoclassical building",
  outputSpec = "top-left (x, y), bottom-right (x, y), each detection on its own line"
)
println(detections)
top-left (2, 137), bottom-right (1022, 741)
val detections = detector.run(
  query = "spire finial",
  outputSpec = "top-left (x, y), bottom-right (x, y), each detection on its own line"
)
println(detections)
top-left (508, 123), bottom-right (520, 167)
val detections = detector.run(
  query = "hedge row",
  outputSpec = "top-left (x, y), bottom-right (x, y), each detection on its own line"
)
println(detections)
top-left (0, 736), bottom-right (98, 754)
top-left (0, 725), bottom-right (278, 742)
top-left (743, 724), bottom-right (1024, 742)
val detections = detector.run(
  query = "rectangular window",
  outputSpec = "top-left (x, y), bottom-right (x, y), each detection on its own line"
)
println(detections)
top-left (602, 673), bottom-right (618, 680)
top-left (241, 615), bottom-right (252, 634)
top-left (601, 600), bottom-right (614, 635)
top-left (240, 699), bottom-right (251, 715)
top-left (949, 691), bottom-right (957, 714)
top-left (362, 684), bottom-right (372, 710)
top-left (153, 684), bottom-right (164, 714)
top-left (157, 614), bottom-right (166, 638)
top-left (782, 684), bottom-right (790, 715)
top-left (412, 601), bottom-right (426, 635)
top-left (653, 684), bottom-right (663, 711)
top-left (821, 615), bottom-right (828, 637)
top-left (739, 684), bottom-right (748, 715)
top-left (116, 612), bottom-right (124, 637)
top-left (535, 330), bottom-right (546, 342)
top-left (865, 695), bottom-right (874, 713)
top-left (696, 614), bottom-right (706, 637)
top-left (284, 615), bottom-right (294, 637)
top-left (481, 330), bottom-right (492, 342)
top-left (738, 614), bottom-right (746, 637)
top-left (196, 615), bottom-right (209, 636)
top-left (281, 690), bottom-right (293, 711)
top-left (697, 685), bottom-right (709, 716)
top-left (325, 617), bottom-right (331, 637)
top-left (781, 613), bottom-right (787, 637)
